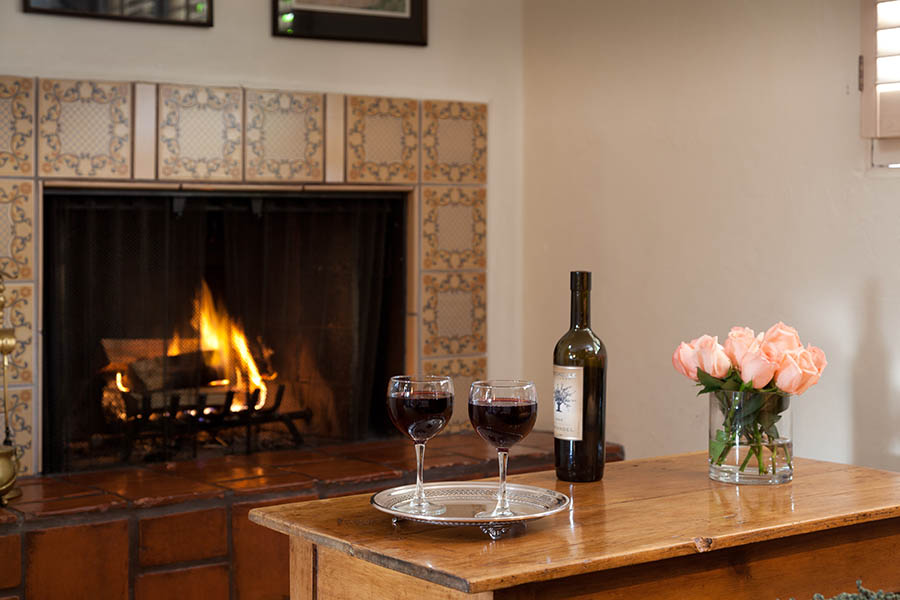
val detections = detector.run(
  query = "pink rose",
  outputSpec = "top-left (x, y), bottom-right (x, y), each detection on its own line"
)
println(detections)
top-left (739, 341), bottom-right (780, 388)
top-left (775, 348), bottom-right (820, 395)
top-left (672, 341), bottom-right (700, 381)
top-left (723, 326), bottom-right (756, 366)
top-left (807, 344), bottom-right (827, 375)
top-left (763, 322), bottom-right (803, 354)
top-left (694, 335), bottom-right (732, 379)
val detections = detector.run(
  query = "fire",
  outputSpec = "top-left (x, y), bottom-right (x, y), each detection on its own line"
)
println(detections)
top-left (168, 281), bottom-right (270, 410)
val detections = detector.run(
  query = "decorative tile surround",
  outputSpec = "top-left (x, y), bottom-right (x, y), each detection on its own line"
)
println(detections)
top-left (246, 89), bottom-right (324, 182)
top-left (158, 84), bottom-right (243, 181)
top-left (346, 95), bottom-right (419, 183)
top-left (38, 79), bottom-right (131, 179)
top-left (422, 272), bottom-right (487, 357)
top-left (0, 74), bottom-right (487, 472)
top-left (422, 100), bottom-right (487, 184)
top-left (422, 186), bottom-right (486, 270)
top-left (0, 76), bottom-right (34, 177)
top-left (0, 180), bottom-right (36, 474)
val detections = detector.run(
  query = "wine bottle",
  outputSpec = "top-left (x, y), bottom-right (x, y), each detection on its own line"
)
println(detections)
top-left (553, 271), bottom-right (608, 482)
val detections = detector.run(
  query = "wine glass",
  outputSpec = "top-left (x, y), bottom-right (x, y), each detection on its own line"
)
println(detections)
top-left (386, 375), bottom-right (454, 516)
top-left (468, 380), bottom-right (538, 518)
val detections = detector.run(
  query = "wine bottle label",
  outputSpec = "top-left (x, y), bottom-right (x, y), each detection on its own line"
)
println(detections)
top-left (553, 365), bottom-right (583, 441)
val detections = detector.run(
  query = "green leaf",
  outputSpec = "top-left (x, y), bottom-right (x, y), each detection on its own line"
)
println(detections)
top-left (709, 429), bottom-right (729, 462)
top-left (696, 368), bottom-right (724, 392)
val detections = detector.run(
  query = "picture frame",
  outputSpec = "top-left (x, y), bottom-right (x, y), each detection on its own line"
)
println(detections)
top-left (23, 0), bottom-right (213, 27)
top-left (272, 0), bottom-right (426, 46)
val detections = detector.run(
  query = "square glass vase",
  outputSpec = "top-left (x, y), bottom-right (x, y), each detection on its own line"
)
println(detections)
top-left (708, 390), bottom-right (793, 485)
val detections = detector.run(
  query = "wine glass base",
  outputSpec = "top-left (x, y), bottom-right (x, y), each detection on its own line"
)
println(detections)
top-left (392, 499), bottom-right (446, 516)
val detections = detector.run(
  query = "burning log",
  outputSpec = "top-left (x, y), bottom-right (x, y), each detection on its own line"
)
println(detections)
top-left (127, 350), bottom-right (222, 392)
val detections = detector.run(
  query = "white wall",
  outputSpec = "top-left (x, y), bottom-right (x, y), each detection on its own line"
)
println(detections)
top-left (0, 0), bottom-right (525, 388)
top-left (523, 0), bottom-right (900, 471)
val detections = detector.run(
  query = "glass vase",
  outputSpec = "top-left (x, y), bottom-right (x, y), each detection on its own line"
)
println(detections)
top-left (708, 390), bottom-right (793, 485)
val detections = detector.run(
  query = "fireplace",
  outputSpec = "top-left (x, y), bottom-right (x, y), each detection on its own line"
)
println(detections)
top-left (41, 188), bottom-right (407, 472)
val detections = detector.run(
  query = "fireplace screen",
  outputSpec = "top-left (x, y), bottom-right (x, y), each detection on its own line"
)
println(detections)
top-left (42, 189), bottom-right (406, 472)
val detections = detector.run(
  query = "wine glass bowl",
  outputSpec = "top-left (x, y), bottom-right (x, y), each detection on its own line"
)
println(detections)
top-left (468, 380), bottom-right (538, 518)
top-left (387, 375), bottom-right (454, 516)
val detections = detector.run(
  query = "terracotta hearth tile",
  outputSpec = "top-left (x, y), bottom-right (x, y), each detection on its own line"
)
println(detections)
top-left (217, 473), bottom-right (317, 496)
top-left (61, 468), bottom-right (223, 508)
top-left (332, 445), bottom-right (480, 472)
top-left (158, 84), bottom-right (242, 181)
top-left (0, 534), bottom-right (21, 588)
top-left (345, 95), bottom-right (418, 183)
top-left (422, 357), bottom-right (487, 429)
top-left (248, 448), bottom-right (330, 466)
top-left (317, 438), bottom-right (411, 457)
top-left (10, 476), bottom-right (95, 503)
top-left (421, 272), bottom-right (486, 356)
top-left (245, 89), bottom-right (324, 182)
top-left (0, 180), bottom-right (35, 281)
top-left (452, 443), bottom-right (548, 463)
top-left (421, 186), bottom-right (486, 270)
top-left (0, 76), bottom-right (34, 177)
top-left (0, 508), bottom-right (17, 525)
top-left (135, 563), bottom-right (229, 600)
top-left (139, 507), bottom-right (227, 567)
top-left (422, 100), bottom-right (487, 184)
top-left (152, 461), bottom-right (274, 483)
top-left (26, 520), bottom-right (128, 599)
top-left (37, 79), bottom-right (132, 179)
top-left (233, 499), bottom-right (297, 600)
top-left (12, 493), bottom-right (127, 519)
top-left (279, 457), bottom-right (402, 485)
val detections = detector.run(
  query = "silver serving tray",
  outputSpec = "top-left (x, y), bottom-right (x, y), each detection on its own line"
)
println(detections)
top-left (371, 482), bottom-right (570, 539)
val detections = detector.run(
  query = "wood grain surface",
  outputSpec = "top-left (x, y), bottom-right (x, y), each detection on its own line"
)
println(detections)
top-left (251, 453), bottom-right (900, 594)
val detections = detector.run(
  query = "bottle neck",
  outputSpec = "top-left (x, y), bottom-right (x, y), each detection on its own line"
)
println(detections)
top-left (570, 290), bottom-right (590, 329)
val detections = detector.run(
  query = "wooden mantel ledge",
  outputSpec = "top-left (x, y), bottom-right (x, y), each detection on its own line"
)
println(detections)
top-left (249, 453), bottom-right (900, 594)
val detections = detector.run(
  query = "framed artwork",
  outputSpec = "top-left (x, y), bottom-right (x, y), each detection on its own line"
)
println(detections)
top-left (273, 0), bottom-right (426, 46)
top-left (23, 0), bottom-right (213, 27)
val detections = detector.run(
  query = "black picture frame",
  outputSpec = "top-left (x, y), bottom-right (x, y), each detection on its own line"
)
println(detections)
top-left (272, 0), bottom-right (426, 46)
top-left (23, 0), bottom-right (214, 27)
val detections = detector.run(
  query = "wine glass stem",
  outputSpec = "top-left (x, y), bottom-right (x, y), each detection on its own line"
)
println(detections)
top-left (496, 449), bottom-right (509, 513)
top-left (413, 442), bottom-right (426, 506)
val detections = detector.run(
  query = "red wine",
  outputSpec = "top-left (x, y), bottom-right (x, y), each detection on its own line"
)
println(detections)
top-left (553, 271), bottom-right (607, 482)
top-left (387, 392), bottom-right (453, 442)
top-left (468, 399), bottom-right (537, 451)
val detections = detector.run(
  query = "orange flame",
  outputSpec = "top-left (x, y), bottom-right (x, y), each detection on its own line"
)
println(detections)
top-left (169, 281), bottom-right (270, 410)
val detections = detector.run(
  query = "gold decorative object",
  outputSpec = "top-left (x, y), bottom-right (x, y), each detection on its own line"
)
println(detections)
top-left (0, 272), bottom-right (20, 504)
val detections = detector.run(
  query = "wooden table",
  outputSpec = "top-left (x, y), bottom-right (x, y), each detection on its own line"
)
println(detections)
top-left (250, 453), bottom-right (900, 599)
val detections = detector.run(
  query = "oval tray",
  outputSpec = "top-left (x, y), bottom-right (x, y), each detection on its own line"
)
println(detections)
top-left (371, 482), bottom-right (570, 539)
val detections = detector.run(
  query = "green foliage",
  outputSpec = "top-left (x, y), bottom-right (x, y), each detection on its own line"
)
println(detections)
top-left (786, 581), bottom-right (900, 600)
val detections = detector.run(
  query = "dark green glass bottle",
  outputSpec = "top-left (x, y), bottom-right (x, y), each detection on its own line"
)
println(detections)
top-left (553, 271), bottom-right (607, 482)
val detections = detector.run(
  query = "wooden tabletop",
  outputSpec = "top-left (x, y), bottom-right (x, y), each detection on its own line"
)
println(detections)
top-left (250, 453), bottom-right (900, 594)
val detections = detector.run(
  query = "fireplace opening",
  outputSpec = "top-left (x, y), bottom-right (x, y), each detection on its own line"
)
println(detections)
top-left (42, 189), bottom-right (407, 473)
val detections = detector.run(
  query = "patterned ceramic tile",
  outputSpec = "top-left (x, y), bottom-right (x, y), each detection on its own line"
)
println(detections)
top-left (38, 79), bottom-right (131, 178)
top-left (422, 272), bottom-right (486, 356)
top-left (422, 186), bottom-right (486, 270)
top-left (422, 100), bottom-right (486, 184)
top-left (0, 180), bottom-right (34, 281)
top-left (246, 89), bottom-right (323, 182)
top-left (423, 356), bottom-right (486, 430)
top-left (346, 95), bottom-right (418, 183)
top-left (2, 386), bottom-right (34, 474)
top-left (0, 76), bottom-right (34, 176)
top-left (158, 85), bottom-right (242, 181)
top-left (0, 282), bottom-right (34, 385)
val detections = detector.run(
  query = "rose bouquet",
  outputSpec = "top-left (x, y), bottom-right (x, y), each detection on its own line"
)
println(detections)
top-left (672, 323), bottom-right (826, 483)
